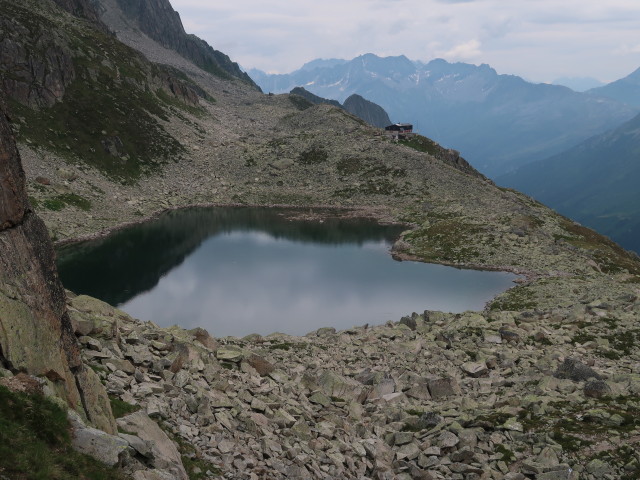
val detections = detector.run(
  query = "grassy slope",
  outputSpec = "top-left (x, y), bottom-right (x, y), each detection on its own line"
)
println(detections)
top-left (0, 385), bottom-right (126, 480)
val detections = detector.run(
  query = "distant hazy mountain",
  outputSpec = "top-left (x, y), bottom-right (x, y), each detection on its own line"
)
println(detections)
top-left (289, 87), bottom-right (391, 128)
top-left (552, 77), bottom-right (605, 92)
top-left (588, 67), bottom-right (640, 107)
top-left (299, 58), bottom-right (349, 72)
top-left (250, 54), bottom-right (638, 176)
top-left (499, 113), bottom-right (640, 253)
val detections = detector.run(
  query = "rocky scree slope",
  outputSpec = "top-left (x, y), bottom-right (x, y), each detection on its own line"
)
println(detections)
top-left (0, 84), bottom-right (200, 480)
top-left (68, 288), bottom-right (640, 480)
top-left (2, 0), bottom-right (640, 478)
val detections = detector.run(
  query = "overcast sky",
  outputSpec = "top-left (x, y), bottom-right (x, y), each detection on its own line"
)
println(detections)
top-left (170, 0), bottom-right (640, 83)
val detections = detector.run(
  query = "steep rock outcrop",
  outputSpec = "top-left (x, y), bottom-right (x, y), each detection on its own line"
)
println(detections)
top-left (0, 106), bottom-right (27, 227)
top-left (0, 98), bottom-right (116, 433)
top-left (113, 0), bottom-right (258, 87)
top-left (0, 10), bottom-right (76, 107)
top-left (52, 0), bottom-right (107, 31)
top-left (343, 93), bottom-right (391, 128)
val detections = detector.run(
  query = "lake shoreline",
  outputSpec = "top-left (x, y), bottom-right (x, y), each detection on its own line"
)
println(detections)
top-left (57, 206), bottom-right (520, 336)
top-left (54, 201), bottom-right (538, 292)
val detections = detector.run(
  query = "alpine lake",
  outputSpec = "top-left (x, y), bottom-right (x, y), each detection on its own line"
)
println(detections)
top-left (56, 207), bottom-right (518, 337)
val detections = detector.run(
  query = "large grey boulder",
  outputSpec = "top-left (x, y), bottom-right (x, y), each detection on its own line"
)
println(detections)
top-left (117, 411), bottom-right (188, 480)
top-left (69, 411), bottom-right (129, 466)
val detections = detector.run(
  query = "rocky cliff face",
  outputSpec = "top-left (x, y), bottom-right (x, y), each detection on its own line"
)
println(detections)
top-left (0, 11), bottom-right (76, 108)
top-left (0, 97), bottom-right (116, 434)
top-left (112, 0), bottom-right (258, 87)
top-left (52, 0), bottom-right (107, 31)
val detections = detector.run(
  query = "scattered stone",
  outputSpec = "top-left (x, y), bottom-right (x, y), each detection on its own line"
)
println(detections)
top-left (554, 358), bottom-right (601, 382)
top-left (438, 431), bottom-right (459, 449)
top-left (216, 345), bottom-right (244, 363)
top-left (584, 379), bottom-right (611, 398)
top-left (461, 362), bottom-right (488, 378)
top-left (69, 411), bottom-right (128, 467)
top-left (117, 411), bottom-right (188, 480)
top-left (427, 377), bottom-right (460, 399)
top-left (399, 316), bottom-right (417, 331)
top-left (189, 327), bottom-right (218, 350)
top-left (246, 353), bottom-right (275, 376)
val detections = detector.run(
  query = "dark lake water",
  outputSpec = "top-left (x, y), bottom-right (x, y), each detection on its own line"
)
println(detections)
top-left (56, 207), bottom-right (518, 337)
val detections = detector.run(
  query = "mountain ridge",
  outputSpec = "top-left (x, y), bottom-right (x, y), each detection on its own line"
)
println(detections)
top-left (290, 86), bottom-right (392, 128)
top-left (588, 66), bottom-right (640, 107)
top-left (499, 111), bottom-right (640, 253)
top-left (96, 0), bottom-right (258, 87)
top-left (250, 54), bottom-right (638, 176)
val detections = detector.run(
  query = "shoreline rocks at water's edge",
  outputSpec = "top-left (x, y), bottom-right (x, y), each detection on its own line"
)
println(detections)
top-left (61, 290), bottom-right (640, 479)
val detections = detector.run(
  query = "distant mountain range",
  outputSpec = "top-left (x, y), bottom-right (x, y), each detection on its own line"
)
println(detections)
top-left (552, 77), bottom-right (605, 92)
top-left (250, 54), bottom-right (639, 177)
top-left (500, 112), bottom-right (640, 253)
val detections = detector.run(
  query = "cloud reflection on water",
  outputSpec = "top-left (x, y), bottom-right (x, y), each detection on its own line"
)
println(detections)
top-left (121, 229), bottom-right (516, 337)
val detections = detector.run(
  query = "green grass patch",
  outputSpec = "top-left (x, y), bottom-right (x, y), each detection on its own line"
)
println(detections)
top-left (398, 135), bottom-right (440, 156)
top-left (28, 195), bottom-right (40, 208)
top-left (0, 385), bottom-right (126, 480)
top-left (404, 218), bottom-right (482, 263)
top-left (109, 395), bottom-right (141, 419)
top-left (495, 444), bottom-right (515, 463)
top-left (42, 193), bottom-right (92, 211)
top-left (490, 286), bottom-right (537, 311)
top-left (559, 219), bottom-right (640, 275)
